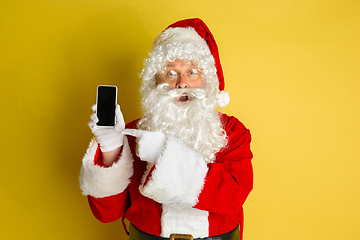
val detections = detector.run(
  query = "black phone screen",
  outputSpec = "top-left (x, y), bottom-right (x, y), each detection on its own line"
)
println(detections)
top-left (96, 85), bottom-right (117, 126)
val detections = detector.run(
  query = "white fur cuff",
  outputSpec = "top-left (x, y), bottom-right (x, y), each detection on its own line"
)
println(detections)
top-left (79, 137), bottom-right (134, 198)
top-left (140, 136), bottom-right (208, 209)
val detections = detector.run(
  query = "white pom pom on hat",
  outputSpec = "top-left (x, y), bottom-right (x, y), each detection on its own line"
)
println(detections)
top-left (158, 18), bottom-right (230, 108)
top-left (216, 90), bottom-right (230, 108)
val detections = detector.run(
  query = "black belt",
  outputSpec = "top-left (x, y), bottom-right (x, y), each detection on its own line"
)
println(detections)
top-left (129, 224), bottom-right (240, 240)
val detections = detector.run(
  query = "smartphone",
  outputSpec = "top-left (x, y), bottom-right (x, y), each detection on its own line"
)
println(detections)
top-left (96, 85), bottom-right (118, 126)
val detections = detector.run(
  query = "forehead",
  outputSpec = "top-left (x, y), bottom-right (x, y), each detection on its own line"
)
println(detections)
top-left (164, 59), bottom-right (197, 68)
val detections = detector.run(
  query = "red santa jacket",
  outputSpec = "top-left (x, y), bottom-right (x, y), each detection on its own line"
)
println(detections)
top-left (80, 113), bottom-right (253, 239)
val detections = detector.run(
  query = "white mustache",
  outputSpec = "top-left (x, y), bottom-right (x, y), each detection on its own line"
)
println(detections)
top-left (156, 83), bottom-right (207, 100)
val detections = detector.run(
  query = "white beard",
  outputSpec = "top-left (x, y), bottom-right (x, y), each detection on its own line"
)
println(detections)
top-left (137, 84), bottom-right (227, 163)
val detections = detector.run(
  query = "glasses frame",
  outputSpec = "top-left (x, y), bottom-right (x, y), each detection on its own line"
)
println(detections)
top-left (160, 67), bottom-right (202, 83)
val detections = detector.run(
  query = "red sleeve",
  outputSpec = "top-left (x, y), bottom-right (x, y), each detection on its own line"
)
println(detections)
top-left (194, 115), bottom-right (253, 214)
top-left (87, 192), bottom-right (130, 223)
top-left (86, 146), bottom-right (130, 223)
top-left (85, 120), bottom-right (139, 223)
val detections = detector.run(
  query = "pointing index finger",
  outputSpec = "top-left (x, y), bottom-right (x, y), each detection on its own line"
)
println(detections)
top-left (122, 129), bottom-right (143, 138)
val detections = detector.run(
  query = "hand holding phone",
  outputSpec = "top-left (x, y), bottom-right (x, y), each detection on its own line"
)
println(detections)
top-left (88, 85), bottom-right (125, 152)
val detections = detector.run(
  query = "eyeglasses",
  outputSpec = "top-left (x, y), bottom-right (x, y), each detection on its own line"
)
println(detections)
top-left (161, 68), bottom-right (202, 82)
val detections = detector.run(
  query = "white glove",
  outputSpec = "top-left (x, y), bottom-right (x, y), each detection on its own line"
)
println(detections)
top-left (122, 129), bottom-right (166, 163)
top-left (88, 104), bottom-right (125, 152)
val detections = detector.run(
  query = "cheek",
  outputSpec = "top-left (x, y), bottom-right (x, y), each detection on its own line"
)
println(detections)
top-left (156, 74), bottom-right (177, 89)
top-left (189, 79), bottom-right (205, 88)
top-left (155, 74), bottom-right (164, 85)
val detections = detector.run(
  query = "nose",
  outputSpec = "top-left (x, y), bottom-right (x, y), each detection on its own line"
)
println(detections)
top-left (175, 74), bottom-right (189, 88)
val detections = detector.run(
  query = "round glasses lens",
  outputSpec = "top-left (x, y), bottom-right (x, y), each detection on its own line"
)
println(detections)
top-left (185, 68), bottom-right (200, 81)
top-left (164, 69), bottom-right (178, 81)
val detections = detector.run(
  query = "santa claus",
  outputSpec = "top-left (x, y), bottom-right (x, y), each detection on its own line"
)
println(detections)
top-left (80, 18), bottom-right (253, 240)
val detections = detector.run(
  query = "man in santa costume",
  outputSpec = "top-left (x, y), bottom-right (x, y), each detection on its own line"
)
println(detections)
top-left (80, 18), bottom-right (253, 240)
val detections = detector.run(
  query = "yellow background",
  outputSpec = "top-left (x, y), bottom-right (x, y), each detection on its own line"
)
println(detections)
top-left (1, 0), bottom-right (359, 239)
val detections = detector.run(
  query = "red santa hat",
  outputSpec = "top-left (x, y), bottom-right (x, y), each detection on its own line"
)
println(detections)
top-left (154, 18), bottom-right (230, 108)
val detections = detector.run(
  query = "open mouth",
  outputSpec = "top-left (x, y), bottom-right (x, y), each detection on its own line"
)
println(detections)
top-left (177, 93), bottom-right (191, 103)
